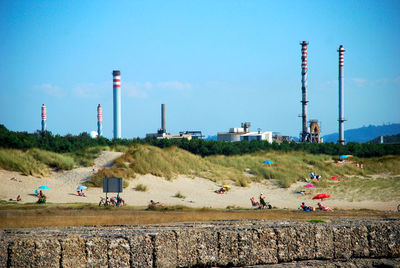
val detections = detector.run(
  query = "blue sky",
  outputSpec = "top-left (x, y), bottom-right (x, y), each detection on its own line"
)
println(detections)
top-left (0, 0), bottom-right (399, 139)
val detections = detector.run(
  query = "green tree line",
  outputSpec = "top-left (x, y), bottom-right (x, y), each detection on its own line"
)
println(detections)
top-left (0, 124), bottom-right (399, 157)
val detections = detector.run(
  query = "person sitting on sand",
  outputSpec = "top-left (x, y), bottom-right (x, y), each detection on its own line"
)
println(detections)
top-left (318, 202), bottom-right (333, 211)
top-left (259, 193), bottom-right (267, 208)
top-left (149, 200), bottom-right (163, 208)
top-left (150, 200), bottom-right (160, 206)
top-left (215, 187), bottom-right (227, 194)
top-left (300, 202), bottom-right (314, 211)
top-left (16, 195), bottom-right (21, 202)
top-left (116, 195), bottom-right (125, 206)
top-left (296, 190), bottom-right (311, 195)
top-left (250, 197), bottom-right (261, 207)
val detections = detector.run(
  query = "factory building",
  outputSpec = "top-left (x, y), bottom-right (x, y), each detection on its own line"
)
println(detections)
top-left (217, 122), bottom-right (272, 143)
top-left (146, 104), bottom-right (195, 140)
top-left (240, 131), bottom-right (273, 143)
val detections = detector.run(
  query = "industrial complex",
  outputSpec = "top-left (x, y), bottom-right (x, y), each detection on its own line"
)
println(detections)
top-left (39, 42), bottom-right (347, 144)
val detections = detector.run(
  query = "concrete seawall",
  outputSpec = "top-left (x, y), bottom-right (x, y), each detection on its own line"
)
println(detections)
top-left (1, 218), bottom-right (399, 267)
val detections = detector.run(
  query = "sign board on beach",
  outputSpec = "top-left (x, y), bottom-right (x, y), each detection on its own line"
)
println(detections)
top-left (103, 177), bottom-right (123, 193)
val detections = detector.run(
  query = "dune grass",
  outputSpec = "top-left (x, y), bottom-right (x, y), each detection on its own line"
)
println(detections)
top-left (67, 146), bottom-right (107, 167)
top-left (85, 144), bottom-right (400, 189)
top-left (0, 146), bottom-right (110, 176)
top-left (86, 144), bottom-right (249, 187)
top-left (317, 175), bottom-right (400, 202)
top-left (0, 149), bottom-right (48, 176)
top-left (134, 183), bottom-right (148, 192)
top-left (28, 148), bottom-right (75, 170)
top-left (174, 191), bottom-right (186, 199)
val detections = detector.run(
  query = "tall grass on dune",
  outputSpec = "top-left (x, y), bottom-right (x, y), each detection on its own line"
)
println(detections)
top-left (207, 151), bottom-right (334, 188)
top-left (28, 148), bottom-right (75, 170)
top-left (207, 152), bottom-right (400, 188)
top-left (86, 144), bottom-right (249, 187)
top-left (85, 144), bottom-right (400, 189)
top-left (318, 175), bottom-right (400, 202)
top-left (0, 149), bottom-right (48, 176)
top-left (67, 146), bottom-right (107, 167)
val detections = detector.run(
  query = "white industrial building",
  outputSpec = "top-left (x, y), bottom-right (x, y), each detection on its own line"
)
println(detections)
top-left (240, 131), bottom-right (273, 143)
top-left (217, 122), bottom-right (272, 143)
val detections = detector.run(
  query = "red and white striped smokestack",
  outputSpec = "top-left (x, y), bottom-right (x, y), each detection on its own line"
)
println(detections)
top-left (300, 41), bottom-right (309, 142)
top-left (97, 104), bottom-right (103, 137)
top-left (41, 104), bottom-right (47, 132)
top-left (113, 70), bottom-right (121, 139)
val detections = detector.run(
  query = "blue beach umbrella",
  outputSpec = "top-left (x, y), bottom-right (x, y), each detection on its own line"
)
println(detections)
top-left (77, 186), bottom-right (87, 190)
top-left (263, 160), bottom-right (274, 164)
top-left (339, 155), bottom-right (348, 159)
top-left (38, 186), bottom-right (50, 190)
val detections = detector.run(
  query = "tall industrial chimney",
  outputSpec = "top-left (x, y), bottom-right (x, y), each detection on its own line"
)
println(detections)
top-left (338, 45), bottom-right (346, 145)
top-left (41, 104), bottom-right (47, 132)
top-left (113, 70), bottom-right (121, 139)
top-left (161, 103), bottom-right (166, 133)
top-left (300, 41), bottom-right (309, 142)
top-left (97, 104), bottom-right (103, 137)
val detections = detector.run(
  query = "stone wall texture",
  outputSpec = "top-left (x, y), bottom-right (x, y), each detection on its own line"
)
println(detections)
top-left (1, 218), bottom-right (399, 267)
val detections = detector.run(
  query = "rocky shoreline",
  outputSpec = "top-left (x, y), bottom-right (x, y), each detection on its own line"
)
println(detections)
top-left (1, 218), bottom-right (399, 267)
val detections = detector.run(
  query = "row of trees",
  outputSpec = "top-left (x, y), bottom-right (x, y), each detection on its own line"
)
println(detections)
top-left (0, 125), bottom-right (130, 153)
top-left (1, 124), bottom-right (399, 157)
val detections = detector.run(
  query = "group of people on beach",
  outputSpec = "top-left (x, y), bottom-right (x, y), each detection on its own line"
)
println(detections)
top-left (309, 172), bottom-right (322, 181)
top-left (9, 195), bottom-right (21, 202)
top-left (300, 202), bottom-right (333, 212)
top-left (250, 193), bottom-right (272, 209)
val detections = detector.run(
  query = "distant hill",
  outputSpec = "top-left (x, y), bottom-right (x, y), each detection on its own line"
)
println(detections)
top-left (323, 123), bottom-right (400, 143)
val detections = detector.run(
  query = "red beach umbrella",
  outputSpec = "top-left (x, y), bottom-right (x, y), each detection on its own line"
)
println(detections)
top-left (330, 176), bottom-right (339, 180)
top-left (312, 194), bottom-right (331, 201)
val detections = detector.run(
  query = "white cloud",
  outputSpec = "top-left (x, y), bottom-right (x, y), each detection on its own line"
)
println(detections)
top-left (351, 77), bottom-right (400, 89)
top-left (124, 82), bottom-right (148, 98)
top-left (157, 81), bottom-right (192, 90)
top-left (35, 83), bottom-right (66, 98)
top-left (72, 83), bottom-right (102, 98)
top-left (351, 78), bottom-right (367, 87)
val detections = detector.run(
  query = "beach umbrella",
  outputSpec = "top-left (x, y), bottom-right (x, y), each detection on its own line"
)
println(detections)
top-left (77, 186), bottom-right (87, 190)
top-left (221, 185), bottom-right (231, 189)
top-left (330, 176), bottom-right (339, 180)
top-left (304, 184), bottom-right (315, 188)
top-left (38, 186), bottom-right (50, 190)
top-left (339, 155), bottom-right (348, 159)
top-left (263, 160), bottom-right (274, 164)
top-left (312, 193), bottom-right (330, 201)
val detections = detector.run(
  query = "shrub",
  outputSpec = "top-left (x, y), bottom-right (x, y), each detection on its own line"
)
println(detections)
top-left (174, 191), bottom-right (186, 199)
top-left (135, 184), bottom-right (148, 192)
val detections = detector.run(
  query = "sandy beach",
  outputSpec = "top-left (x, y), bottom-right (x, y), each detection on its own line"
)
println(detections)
top-left (0, 151), bottom-right (398, 211)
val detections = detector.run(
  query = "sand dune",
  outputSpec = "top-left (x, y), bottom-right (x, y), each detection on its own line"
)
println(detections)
top-left (0, 151), bottom-right (398, 211)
